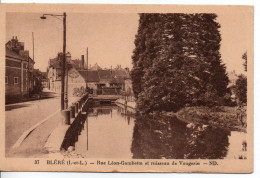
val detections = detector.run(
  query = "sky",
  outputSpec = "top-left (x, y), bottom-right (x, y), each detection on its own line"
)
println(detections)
top-left (6, 13), bottom-right (139, 71)
top-left (6, 12), bottom-right (249, 74)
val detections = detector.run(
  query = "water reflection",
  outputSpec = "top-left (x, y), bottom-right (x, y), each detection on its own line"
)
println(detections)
top-left (68, 105), bottom-right (135, 158)
top-left (61, 104), bottom-right (246, 159)
top-left (131, 115), bottom-right (231, 159)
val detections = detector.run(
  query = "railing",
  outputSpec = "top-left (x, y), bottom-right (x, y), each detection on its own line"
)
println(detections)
top-left (61, 92), bottom-right (89, 125)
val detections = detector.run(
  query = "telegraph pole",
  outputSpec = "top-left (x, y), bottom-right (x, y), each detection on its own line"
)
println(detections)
top-left (40, 12), bottom-right (67, 110)
top-left (86, 47), bottom-right (88, 90)
top-left (62, 12), bottom-right (67, 110)
top-left (32, 32), bottom-right (34, 61)
top-left (40, 12), bottom-right (69, 124)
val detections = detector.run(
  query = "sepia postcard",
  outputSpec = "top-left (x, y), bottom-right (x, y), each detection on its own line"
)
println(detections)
top-left (0, 3), bottom-right (254, 173)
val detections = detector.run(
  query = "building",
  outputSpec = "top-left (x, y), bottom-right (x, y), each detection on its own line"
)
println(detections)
top-left (68, 67), bottom-right (100, 96)
top-left (41, 72), bottom-right (48, 88)
top-left (47, 53), bottom-right (62, 92)
top-left (111, 66), bottom-right (129, 88)
top-left (70, 55), bottom-right (85, 70)
top-left (67, 66), bottom-right (131, 96)
top-left (5, 36), bottom-right (35, 103)
top-left (89, 63), bottom-right (102, 71)
top-left (48, 56), bottom-right (133, 97)
top-left (47, 52), bottom-right (71, 92)
top-left (97, 69), bottom-right (112, 86)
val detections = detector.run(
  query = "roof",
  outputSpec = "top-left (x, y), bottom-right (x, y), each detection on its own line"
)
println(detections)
top-left (49, 58), bottom-right (61, 69)
top-left (112, 69), bottom-right (127, 77)
top-left (90, 63), bottom-right (102, 70)
top-left (78, 70), bottom-right (100, 82)
top-left (32, 69), bottom-right (41, 76)
top-left (70, 59), bottom-right (83, 69)
top-left (6, 47), bottom-right (27, 61)
top-left (98, 70), bottom-right (112, 81)
top-left (111, 76), bottom-right (125, 84)
top-left (111, 69), bottom-right (130, 83)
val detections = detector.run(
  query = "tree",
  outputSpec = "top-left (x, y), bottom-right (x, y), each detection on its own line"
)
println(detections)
top-left (235, 74), bottom-right (247, 104)
top-left (131, 13), bottom-right (230, 113)
top-left (242, 52), bottom-right (247, 72)
top-left (234, 51), bottom-right (247, 105)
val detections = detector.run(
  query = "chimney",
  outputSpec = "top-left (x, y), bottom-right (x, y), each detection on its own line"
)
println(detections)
top-left (81, 55), bottom-right (84, 70)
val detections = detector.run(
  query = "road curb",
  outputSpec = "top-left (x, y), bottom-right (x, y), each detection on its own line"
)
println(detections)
top-left (12, 109), bottom-right (60, 148)
top-left (44, 125), bottom-right (70, 152)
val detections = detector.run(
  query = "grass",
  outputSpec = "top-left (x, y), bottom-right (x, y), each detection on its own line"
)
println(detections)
top-left (174, 106), bottom-right (247, 132)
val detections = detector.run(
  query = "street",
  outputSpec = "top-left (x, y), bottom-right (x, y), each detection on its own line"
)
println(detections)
top-left (5, 89), bottom-right (61, 157)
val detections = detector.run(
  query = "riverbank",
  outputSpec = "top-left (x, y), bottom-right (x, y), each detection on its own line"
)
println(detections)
top-left (115, 99), bottom-right (246, 132)
top-left (115, 99), bottom-right (136, 113)
top-left (173, 106), bottom-right (247, 133)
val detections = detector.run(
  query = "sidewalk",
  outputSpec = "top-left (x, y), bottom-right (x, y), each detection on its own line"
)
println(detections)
top-left (6, 111), bottom-right (62, 157)
top-left (6, 92), bottom-right (81, 157)
top-left (5, 91), bottom-right (60, 155)
top-left (6, 88), bottom-right (58, 105)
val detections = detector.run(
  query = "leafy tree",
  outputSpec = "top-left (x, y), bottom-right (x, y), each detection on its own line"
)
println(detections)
top-left (235, 74), bottom-right (247, 104)
top-left (131, 114), bottom-right (230, 159)
top-left (131, 13), bottom-right (230, 113)
top-left (234, 52), bottom-right (247, 104)
top-left (242, 52), bottom-right (247, 72)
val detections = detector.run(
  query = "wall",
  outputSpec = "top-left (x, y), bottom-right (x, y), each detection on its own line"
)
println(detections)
top-left (5, 66), bottom-right (21, 97)
top-left (5, 58), bottom-right (30, 103)
top-left (54, 81), bottom-right (61, 93)
top-left (68, 68), bottom-right (84, 96)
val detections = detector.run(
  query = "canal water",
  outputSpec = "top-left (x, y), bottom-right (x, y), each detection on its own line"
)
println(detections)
top-left (62, 104), bottom-right (247, 159)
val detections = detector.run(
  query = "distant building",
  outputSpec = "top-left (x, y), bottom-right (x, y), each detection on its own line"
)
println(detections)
top-left (89, 63), bottom-right (102, 71)
top-left (5, 36), bottom-right (35, 103)
top-left (69, 55), bottom-right (85, 70)
top-left (48, 57), bottom-right (132, 96)
top-left (67, 65), bottom-right (131, 96)
top-left (98, 69), bottom-right (112, 85)
top-left (47, 52), bottom-right (71, 92)
top-left (47, 53), bottom-right (62, 92)
top-left (111, 66), bottom-right (129, 89)
top-left (41, 72), bottom-right (48, 88)
top-left (68, 67), bottom-right (100, 96)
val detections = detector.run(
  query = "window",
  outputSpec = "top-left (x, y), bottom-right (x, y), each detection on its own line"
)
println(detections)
top-left (14, 77), bottom-right (18, 84)
top-left (5, 76), bottom-right (8, 84)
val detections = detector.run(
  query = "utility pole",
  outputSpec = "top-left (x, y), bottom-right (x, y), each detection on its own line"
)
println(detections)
top-left (40, 12), bottom-right (69, 126)
top-left (32, 32), bottom-right (34, 62)
top-left (86, 47), bottom-right (88, 90)
top-left (28, 32), bottom-right (34, 96)
top-left (40, 12), bottom-right (67, 110)
top-left (62, 12), bottom-right (67, 110)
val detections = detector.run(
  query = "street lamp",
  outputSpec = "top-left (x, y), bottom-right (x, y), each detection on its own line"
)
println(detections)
top-left (40, 12), bottom-right (68, 110)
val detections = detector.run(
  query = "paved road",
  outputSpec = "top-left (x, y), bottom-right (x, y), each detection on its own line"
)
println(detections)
top-left (5, 90), bottom-right (61, 156)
